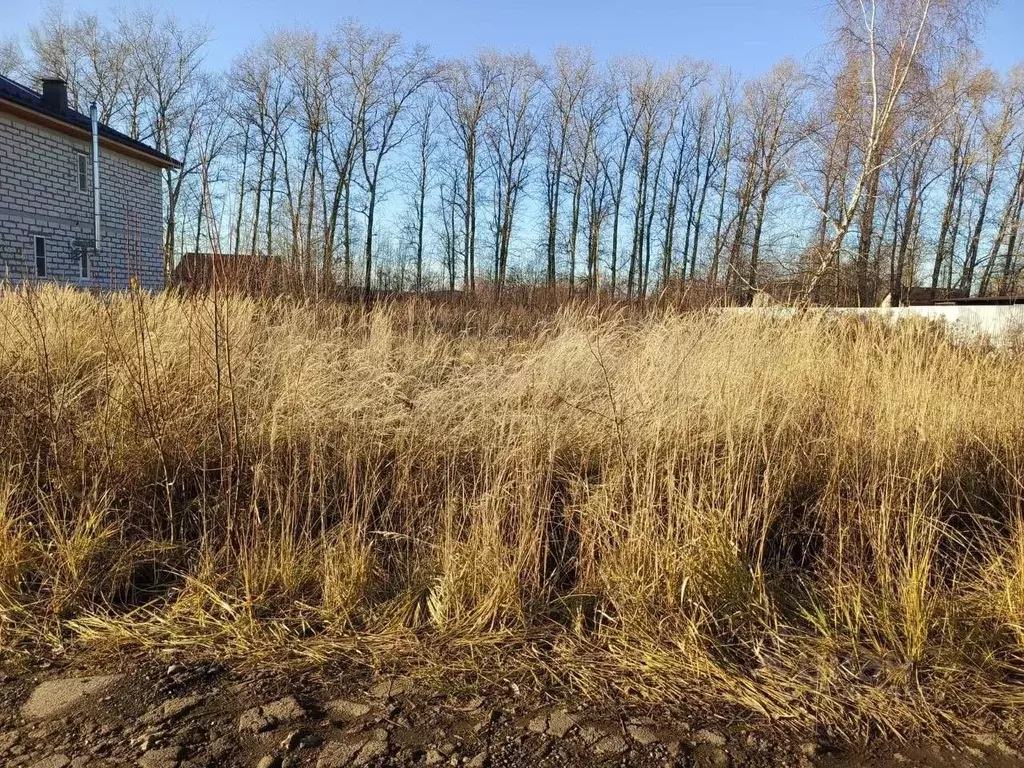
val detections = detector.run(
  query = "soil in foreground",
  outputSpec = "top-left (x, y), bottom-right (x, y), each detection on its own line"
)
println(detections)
top-left (1, 653), bottom-right (1021, 768)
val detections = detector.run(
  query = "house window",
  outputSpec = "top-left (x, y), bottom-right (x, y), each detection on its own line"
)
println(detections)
top-left (76, 152), bottom-right (88, 192)
top-left (34, 237), bottom-right (46, 277)
top-left (80, 247), bottom-right (89, 279)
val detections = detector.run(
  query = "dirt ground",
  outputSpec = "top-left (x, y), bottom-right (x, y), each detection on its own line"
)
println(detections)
top-left (1, 651), bottom-right (1021, 768)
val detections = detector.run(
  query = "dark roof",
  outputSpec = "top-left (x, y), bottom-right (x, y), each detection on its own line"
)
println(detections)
top-left (0, 75), bottom-right (180, 168)
top-left (903, 286), bottom-right (971, 306)
top-left (933, 295), bottom-right (1024, 306)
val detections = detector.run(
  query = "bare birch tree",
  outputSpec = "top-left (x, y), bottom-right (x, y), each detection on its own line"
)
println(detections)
top-left (803, 0), bottom-right (991, 300)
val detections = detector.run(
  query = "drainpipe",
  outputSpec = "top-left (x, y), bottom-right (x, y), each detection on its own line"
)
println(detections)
top-left (90, 102), bottom-right (101, 257)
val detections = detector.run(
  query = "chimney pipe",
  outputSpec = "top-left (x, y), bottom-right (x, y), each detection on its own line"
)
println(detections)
top-left (41, 78), bottom-right (68, 112)
top-left (90, 102), bottom-right (101, 258)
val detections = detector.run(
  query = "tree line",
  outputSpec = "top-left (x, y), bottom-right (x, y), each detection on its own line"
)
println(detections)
top-left (3, 0), bottom-right (1020, 304)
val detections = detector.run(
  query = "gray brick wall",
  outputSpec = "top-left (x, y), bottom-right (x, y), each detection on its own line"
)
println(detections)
top-left (0, 111), bottom-right (165, 290)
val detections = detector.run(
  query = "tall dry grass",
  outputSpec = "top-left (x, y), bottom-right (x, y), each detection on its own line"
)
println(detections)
top-left (2, 285), bottom-right (1024, 736)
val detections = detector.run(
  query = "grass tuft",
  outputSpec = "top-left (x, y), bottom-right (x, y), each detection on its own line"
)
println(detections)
top-left (3, 285), bottom-right (1024, 735)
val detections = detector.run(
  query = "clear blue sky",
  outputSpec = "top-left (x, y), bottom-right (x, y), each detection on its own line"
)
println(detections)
top-left (7, 0), bottom-right (1022, 76)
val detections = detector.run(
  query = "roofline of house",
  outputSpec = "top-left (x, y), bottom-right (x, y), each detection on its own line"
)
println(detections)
top-left (0, 97), bottom-right (182, 170)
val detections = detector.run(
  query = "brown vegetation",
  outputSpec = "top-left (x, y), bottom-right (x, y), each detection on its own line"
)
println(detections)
top-left (2, 286), bottom-right (1024, 739)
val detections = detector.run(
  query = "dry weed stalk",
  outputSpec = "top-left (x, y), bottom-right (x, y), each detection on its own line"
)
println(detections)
top-left (1, 285), bottom-right (1024, 735)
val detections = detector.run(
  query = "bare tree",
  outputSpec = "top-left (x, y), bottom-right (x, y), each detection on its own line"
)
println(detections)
top-left (437, 157), bottom-right (465, 292)
top-left (708, 75), bottom-right (739, 289)
top-left (542, 47), bottom-right (597, 288)
top-left (608, 57), bottom-right (662, 299)
top-left (569, 69), bottom-right (613, 291)
top-left (728, 61), bottom-right (805, 302)
top-left (928, 57), bottom-right (982, 297)
top-left (28, 3), bottom-right (85, 107)
top-left (16, 1), bottom-right (1015, 304)
top-left (279, 31), bottom-right (329, 282)
top-left (959, 69), bottom-right (1024, 291)
top-left (232, 38), bottom-right (284, 260)
top-left (604, 58), bottom-right (645, 295)
top-left (486, 54), bottom-right (540, 299)
top-left (991, 139), bottom-right (1024, 294)
top-left (803, 0), bottom-right (991, 301)
top-left (411, 92), bottom-right (437, 292)
top-left (73, 12), bottom-right (133, 124)
top-left (323, 22), bottom-right (374, 287)
top-left (795, 55), bottom-right (855, 302)
top-left (886, 103), bottom-right (941, 302)
top-left (126, 10), bottom-right (212, 275)
top-left (440, 53), bottom-right (499, 293)
top-left (982, 68), bottom-right (1024, 295)
top-left (356, 30), bottom-right (433, 299)
top-left (660, 60), bottom-right (712, 286)
top-left (0, 36), bottom-right (23, 78)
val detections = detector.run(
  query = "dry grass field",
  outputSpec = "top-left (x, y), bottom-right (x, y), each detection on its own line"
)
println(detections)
top-left (2, 286), bottom-right (1024, 739)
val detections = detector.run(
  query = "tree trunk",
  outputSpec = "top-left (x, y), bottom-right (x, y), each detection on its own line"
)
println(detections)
top-left (364, 181), bottom-right (377, 300)
top-left (233, 125), bottom-right (250, 256)
top-left (961, 164), bottom-right (997, 293)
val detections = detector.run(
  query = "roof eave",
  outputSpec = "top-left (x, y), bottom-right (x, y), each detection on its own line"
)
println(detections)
top-left (0, 97), bottom-right (182, 169)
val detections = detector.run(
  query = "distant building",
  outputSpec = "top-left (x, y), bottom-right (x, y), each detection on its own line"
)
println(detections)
top-left (903, 286), bottom-right (971, 305)
top-left (0, 75), bottom-right (179, 290)
top-left (172, 252), bottom-right (289, 293)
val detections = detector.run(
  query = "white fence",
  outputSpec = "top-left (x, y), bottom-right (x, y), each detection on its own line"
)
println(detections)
top-left (736, 304), bottom-right (1024, 346)
top-left (846, 305), bottom-right (1024, 345)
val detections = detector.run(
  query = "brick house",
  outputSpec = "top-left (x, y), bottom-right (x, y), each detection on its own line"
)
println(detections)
top-left (0, 75), bottom-right (179, 290)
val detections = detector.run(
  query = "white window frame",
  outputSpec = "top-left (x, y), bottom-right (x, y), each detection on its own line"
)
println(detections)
top-left (75, 152), bottom-right (88, 192)
top-left (34, 236), bottom-right (46, 278)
